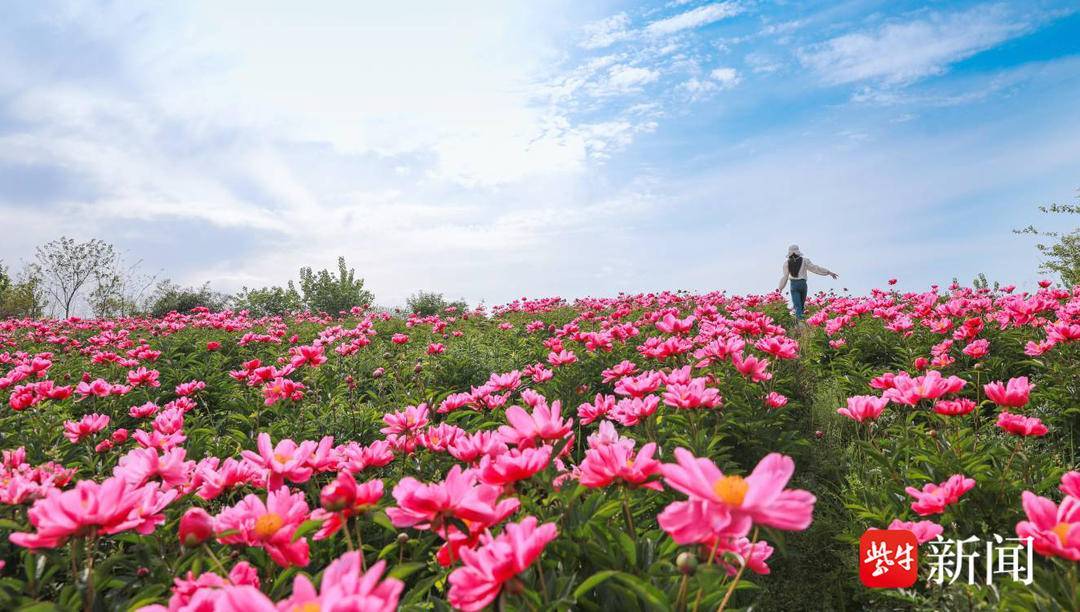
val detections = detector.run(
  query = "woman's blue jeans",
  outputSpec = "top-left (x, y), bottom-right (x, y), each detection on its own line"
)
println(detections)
top-left (790, 279), bottom-right (807, 320)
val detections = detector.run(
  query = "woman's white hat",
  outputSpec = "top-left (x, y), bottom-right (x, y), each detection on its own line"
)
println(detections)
top-left (787, 244), bottom-right (802, 255)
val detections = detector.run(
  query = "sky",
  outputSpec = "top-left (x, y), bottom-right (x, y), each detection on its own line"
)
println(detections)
top-left (1, 0), bottom-right (1079, 309)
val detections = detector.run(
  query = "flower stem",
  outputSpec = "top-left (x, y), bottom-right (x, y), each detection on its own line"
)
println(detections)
top-left (202, 543), bottom-right (229, 576)
top-left (717, 527), bottom-right (758, 612)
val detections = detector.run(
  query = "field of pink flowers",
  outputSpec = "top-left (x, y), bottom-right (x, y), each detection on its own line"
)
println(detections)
top-left (0, 282), bottom-right (1078, 611)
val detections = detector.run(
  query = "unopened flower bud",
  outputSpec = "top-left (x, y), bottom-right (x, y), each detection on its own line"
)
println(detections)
top-left (372, 367), bottom-right (385, 379)
top-left (396, 533), bottom-right (409, 544)
top-left (179, 508), bottom-right (213, 547)
top-left (676, 552), bottom-right (698, 575)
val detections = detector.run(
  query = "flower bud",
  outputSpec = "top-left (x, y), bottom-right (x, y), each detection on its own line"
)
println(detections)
top-left (111, 428), bottom-right (129, 443)
top-left (814, 430), bottom-right (824, 439)
top-left (320, 475), bottom-right (356, 512)
top-left (396, 533), bottom-right (409, 544)
top-left (372, 367), bottom-right (385, 379)
top-left (179, 508), bottom-right (213, 547)
top-left (676, 552), bottom-right (698, 575)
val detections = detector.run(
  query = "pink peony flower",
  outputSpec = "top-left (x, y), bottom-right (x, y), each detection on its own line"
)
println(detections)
top-left (984, 377), bottom-right (1033, 408)
top-left (213, 487), bottom-right (311, 567)
top-left (498, 396), bottom-right (573, 448)
top-left (932, 398), bottom-right (976, 416)
top-left (386, 465), bottom-right (520, 536)
top-left (837, 396), bottom-right (887, 423)
top-left (658, 449), bottom-right (815, 544)
top-left (278, 555), bottom-right (403, 612)
top-left (662, 378), bottom-right (722, 410)
top-left (478, 446), bottom-right (552, 486)
top-left (240, 433), bottom-right (316, 490)
top-left (764, 392), bottom-right (788, 409)
top-left (63, 413), bottom-right (111, 443)
top-left (887, 519), bottom-right (944, 544)
top-left (905, 474), bottom-right (975, 516)
top-left (883, 371), bottom-right (966, 405)
top-left (579, 441), bottom-right (662, 491)
top-left (996, 412), bottom-right (1048, 437)
top-left (1015, 492), bottom-right (1079, 560)
top-left (1061, 471), bottom-right (1080, 498)
top-left (10, 477), bottom-right (147, 548)
top-left (447, 517), bottom-right (558, 611)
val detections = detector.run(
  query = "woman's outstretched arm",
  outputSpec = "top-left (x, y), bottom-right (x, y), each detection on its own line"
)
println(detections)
top-left (806, 260), bottom-right (838, 279)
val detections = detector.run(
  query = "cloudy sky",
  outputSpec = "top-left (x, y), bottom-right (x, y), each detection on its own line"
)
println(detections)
top-left (2, 0), bottom-right (1078, 308)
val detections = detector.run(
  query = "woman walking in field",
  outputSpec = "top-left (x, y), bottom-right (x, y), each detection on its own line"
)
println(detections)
top-left (777, 244), bottom-right (837, 322)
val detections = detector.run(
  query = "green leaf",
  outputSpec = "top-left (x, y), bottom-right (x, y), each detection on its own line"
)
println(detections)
top-left (572, 570), bottom-right (620, 599)
top-left (388, 562), bottom-right (425, 580)
top-left (291, 519), bottom-right (324, 542)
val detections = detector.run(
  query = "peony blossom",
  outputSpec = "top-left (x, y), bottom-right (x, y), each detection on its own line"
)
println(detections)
top-left (658, 449), bottom-right (815, 544)
top-left (498, 396), bottom-right (572, 448)
top-left (996, 412), bottom-right (1048, 437)
top-left (63, 413), bottom-right (111, 443)
top-left (837, 396), bottom-right (887, 423)
top-left (579, 441), bottom-right (662, 491)
top-left (11, 477), bottom-right (148, 548)
top-left (1015, 492), bottom-right (1079, 560)
top-left (447, 517), bottom-right (558, 611)
top-left (905, 474), bottom-right (975, 516)
top-left (213, 487), bottom-right (311, 567)
top-left (887, 519), bottom-right (943, 544)
top-left (386, 465), bottom-right (520, 536)
top-left (241, 433), bottom-right (316, 490)
top-left (984, 377), bottom-right (1034, 408)
top-left (277, 555), bottom-right (403, 612)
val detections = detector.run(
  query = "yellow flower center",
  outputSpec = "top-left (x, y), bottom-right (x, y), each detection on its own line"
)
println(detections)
top-left (1052, 522), bottom-right (1071, 546)
top-left (254, 512), bottom-right (284, 539)
top-left (293, 604), bottom-right (320, 612)
top-left (274, 453), bottom-right (289, 463)
top-left (713, 475), bottom-right (749, 507)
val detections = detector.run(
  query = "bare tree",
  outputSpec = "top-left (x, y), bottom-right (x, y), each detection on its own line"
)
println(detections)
top-left (35, 237), bottom-right (117, 318)
top-left (89, 256), bottom-right (159, 318)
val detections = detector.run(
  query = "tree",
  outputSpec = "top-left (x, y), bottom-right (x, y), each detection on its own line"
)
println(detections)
top-left (232, 283), bottom-right (304, 317)
top-left (1014, 193), bottom-right (1080, 287)
top-left (146, 280), bottom-right (228, 317)
top-left (88, 256), bottom-right (158, 318)
top-left (34, 237), bottom-right (117, 318)
top-left (0, 263), bottom-right (47, 319)
top-left (406, 290), bottom-right (468, 316)
top-left (297, 256), bottom-right (374, 315)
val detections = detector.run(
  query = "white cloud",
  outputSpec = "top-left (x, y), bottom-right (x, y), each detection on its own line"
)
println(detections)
top-left (601, 64), bottom-right (661, 94)
top-left (710, 67), bottom-right (740, 88)
top-left (797, 4), bottom-right (1033, 85)
top-left (645, 2), bottom-right (743, 36)
top-left (581, 13), bottom-right (632, 49)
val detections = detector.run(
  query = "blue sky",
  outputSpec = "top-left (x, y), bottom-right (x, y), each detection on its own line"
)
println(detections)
top-left (1, 1), bottom-right (1078, 309)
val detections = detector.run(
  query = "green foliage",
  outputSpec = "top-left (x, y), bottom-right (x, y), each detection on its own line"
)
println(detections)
top-left (232, 283), bottom-right (303, 316)
top-left (0, 262), bottom-right (47, 318)
top-left (1015, 195), bottom-right (1080, 287)
top-left (298, 256), bottom-right (374, 314)
top-left (145, 280), bottom-right (229, 316)
top-left (405, 290), bottom-right (467, 316)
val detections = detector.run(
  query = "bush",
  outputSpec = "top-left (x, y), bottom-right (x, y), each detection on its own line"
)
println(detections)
top-left (298, 256), bottom-right (373, 314)
top-left (405, 290), bottom-right (467, 316)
